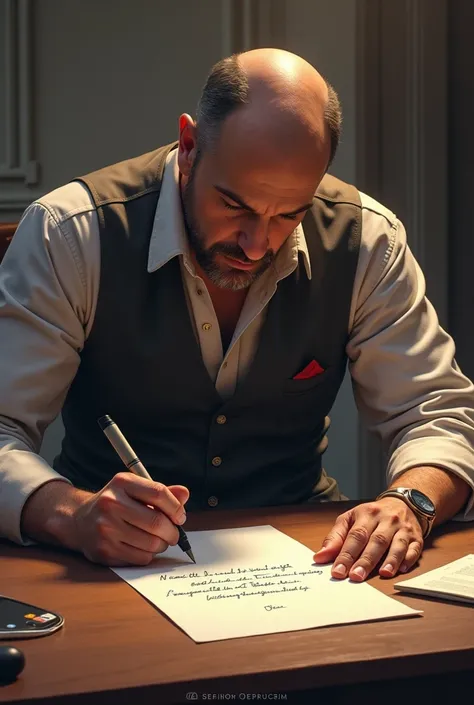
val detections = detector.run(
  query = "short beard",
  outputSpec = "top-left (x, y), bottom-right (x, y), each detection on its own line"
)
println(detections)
top-left (181, 156), bottom-right (275, 291)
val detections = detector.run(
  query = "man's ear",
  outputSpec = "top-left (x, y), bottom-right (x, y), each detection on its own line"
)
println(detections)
top-left (178, 113), bottom-right (198, 178)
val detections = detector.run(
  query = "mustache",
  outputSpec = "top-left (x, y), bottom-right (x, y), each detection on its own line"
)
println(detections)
top-left (208, 242), bottom-right (275, 265)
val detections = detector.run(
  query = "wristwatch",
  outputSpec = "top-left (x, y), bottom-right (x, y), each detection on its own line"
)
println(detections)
top-left (376, 488), bottom-right (436, 539)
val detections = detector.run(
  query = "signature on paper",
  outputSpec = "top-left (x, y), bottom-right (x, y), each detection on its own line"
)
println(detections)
top-left (264, 604), bottom-right (287, 611)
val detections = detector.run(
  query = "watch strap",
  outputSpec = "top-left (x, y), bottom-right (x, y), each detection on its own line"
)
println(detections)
top-left (376, 488), bottom-right (434, 538)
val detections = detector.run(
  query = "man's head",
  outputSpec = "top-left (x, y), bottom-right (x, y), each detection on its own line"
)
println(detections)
top-left (178, 48), bottom-right (342, 291)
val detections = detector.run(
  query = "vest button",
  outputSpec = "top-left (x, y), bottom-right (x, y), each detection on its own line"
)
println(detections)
top-left (208, 495), bottom-right (219, 507)
top-left (202, 322), bottom-right (212, 331)
top-left (216, 415), bottom-right (227, 425)
top-left (211, 456), bottom-right (222, 467)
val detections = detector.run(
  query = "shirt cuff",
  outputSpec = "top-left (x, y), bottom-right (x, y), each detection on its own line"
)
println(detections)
top-left (387, 437), bottom-right (474, 521)
top-left (0, 449), bottom-right (71, 545)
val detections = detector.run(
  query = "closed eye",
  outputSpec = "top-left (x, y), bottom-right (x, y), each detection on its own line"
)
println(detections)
top-left (223, 200), bottom-right (301, 221)
top-left (222, 200), bottom-right (242, 212)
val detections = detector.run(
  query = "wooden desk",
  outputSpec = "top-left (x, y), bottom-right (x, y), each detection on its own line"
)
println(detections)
top-left (0, 224), bottom-right (16, 262)
top-left (1, 502), bottom-right (473, 705)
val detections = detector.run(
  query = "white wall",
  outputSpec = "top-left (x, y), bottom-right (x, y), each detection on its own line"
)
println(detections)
top-left (4, 0), bottom-right (360, 498)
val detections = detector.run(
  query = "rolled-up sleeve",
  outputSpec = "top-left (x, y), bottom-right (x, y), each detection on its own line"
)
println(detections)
top-left (348, 200), bottom-right (474, 520)
top-left (0, 192), bottom-right (97, 543)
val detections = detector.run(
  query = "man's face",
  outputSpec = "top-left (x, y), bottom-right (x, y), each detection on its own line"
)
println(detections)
top-left (179, 111), bottom-right (329, 291)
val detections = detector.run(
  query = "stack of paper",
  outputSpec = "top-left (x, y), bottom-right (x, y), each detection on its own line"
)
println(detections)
top-left (395, 554), bottom-right (474, 604)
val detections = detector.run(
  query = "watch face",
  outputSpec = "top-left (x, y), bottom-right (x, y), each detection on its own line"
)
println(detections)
top-left (411, 489), bottom-right (435, 514)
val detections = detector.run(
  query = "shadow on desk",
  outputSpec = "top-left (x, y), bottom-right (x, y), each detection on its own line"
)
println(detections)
top-left (423, 518), bottom-right (474, 551)
top-left (287, 670), bottom-right (470, 705)
top-left (0, 540), bottom-right (118, 585)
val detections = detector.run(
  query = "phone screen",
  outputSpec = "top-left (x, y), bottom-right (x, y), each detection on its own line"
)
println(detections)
top-left (0, 596), bottom-right (62, 635)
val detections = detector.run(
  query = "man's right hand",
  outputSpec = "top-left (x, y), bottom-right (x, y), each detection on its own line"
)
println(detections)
top-left (21, 474), bottom-right (189, 566)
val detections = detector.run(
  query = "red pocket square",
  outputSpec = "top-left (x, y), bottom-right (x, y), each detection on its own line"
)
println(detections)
top-left (293, 359), bottom-right (325, 380)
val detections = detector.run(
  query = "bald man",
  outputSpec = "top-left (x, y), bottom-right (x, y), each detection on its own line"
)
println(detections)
top-left (1, 50), bottom-right (473, 582)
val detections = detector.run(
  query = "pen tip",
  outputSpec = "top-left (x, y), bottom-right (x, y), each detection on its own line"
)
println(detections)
top-left (187, 549), bottom-right (196, 564)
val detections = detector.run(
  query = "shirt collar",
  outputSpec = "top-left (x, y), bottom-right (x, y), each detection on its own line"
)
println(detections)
top-left (147, 149), bottom-right (312, 280)
top-left (147, 149), bottom-right (194, 273)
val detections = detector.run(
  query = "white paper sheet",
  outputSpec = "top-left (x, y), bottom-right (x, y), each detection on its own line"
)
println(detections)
top-left (395, 554), bottom-right (474, 604)
top-left (112, 525), bottom-right (422, 642)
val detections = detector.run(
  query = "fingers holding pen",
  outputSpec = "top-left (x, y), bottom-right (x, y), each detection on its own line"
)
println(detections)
top-left (73, 473), bottom-right (191, 566)
top-left (114, 474), bottom-right (189, 543)
top-left (119, 474), bottom-right (188, 522)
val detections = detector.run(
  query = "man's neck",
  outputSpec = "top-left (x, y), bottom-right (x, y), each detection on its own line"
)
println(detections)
top-left (190, 252), bottom-right (249, 352)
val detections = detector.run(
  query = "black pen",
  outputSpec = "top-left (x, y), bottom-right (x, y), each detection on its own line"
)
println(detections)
top-left (97, 415), bottom-right (195, 563)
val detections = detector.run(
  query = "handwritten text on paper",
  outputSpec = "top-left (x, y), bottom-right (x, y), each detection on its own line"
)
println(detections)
top-left (159, 563), bottom-right (323, 604)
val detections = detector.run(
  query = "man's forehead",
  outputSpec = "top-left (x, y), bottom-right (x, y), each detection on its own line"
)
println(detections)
top-left (217, 98), bottom-right (329, 156)
top-left (206, 149), bottom-right (322, 204)
top-left (208, 126), bottom-right (328, 189)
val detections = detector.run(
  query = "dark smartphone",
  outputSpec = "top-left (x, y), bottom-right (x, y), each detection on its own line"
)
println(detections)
top-left (0, 595), bottom-right (64, 639)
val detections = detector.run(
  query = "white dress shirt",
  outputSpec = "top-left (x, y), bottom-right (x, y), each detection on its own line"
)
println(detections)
top-left (1, 150), bottom-right (474, 543)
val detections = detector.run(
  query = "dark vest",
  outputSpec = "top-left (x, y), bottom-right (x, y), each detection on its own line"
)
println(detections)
top-left (54, 143), bottom-right (362, 511)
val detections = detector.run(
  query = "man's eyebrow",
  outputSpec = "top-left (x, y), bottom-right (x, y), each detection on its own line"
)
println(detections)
top-left (284, 202), bottom-right (314, 216)
top-left (214, 185), bottom-right (313, 217)
top-left (214, 186), bottom-right (255, 212)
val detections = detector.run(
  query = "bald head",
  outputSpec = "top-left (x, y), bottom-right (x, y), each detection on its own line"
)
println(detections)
top-left (239, 48), bottom-right (329, 124)
top-left (195, 48), bottom-right (341, 168)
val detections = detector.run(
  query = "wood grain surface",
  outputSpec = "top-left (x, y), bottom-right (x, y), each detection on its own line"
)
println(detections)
top-left (0, 224), bottom-right (16, 262)
top-left (1, 501), bottom-right (473, 704)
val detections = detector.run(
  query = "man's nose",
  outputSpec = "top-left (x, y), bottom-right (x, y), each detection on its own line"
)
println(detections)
top-left (237, 220), bottom-right (269, 261)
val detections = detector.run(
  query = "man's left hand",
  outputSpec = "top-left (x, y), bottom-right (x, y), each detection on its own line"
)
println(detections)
top-left (313, 498), bottom-right (424, 581)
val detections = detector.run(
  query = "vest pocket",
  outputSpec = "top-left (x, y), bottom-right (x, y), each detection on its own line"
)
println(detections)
top-left (282, 366), bottom-right (334, 394)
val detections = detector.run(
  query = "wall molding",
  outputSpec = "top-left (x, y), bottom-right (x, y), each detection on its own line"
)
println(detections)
top-left (1, 0), bottom-right (38, 204)
top-left (0, 190), bottom-right (43, 212)
top-left (356, 0), bottom-right (449, 497)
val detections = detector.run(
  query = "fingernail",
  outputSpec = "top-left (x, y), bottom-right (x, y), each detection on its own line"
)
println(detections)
top-left (382, 563), bottom-right (394, 574)
top-left (351, 566), bottom-right (366, 581)
top-left (332, 563), bottom-right (347, 578)
top-left (176, 511), bottom-right (186, 525)
top-left (400, 562), bottom-right (408, 573)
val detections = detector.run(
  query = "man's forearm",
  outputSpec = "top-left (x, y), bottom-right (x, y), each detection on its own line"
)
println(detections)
top-left (388, 466), bottom-right (471, 525)
top-left (21, 480), bottom-right (92, 551)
